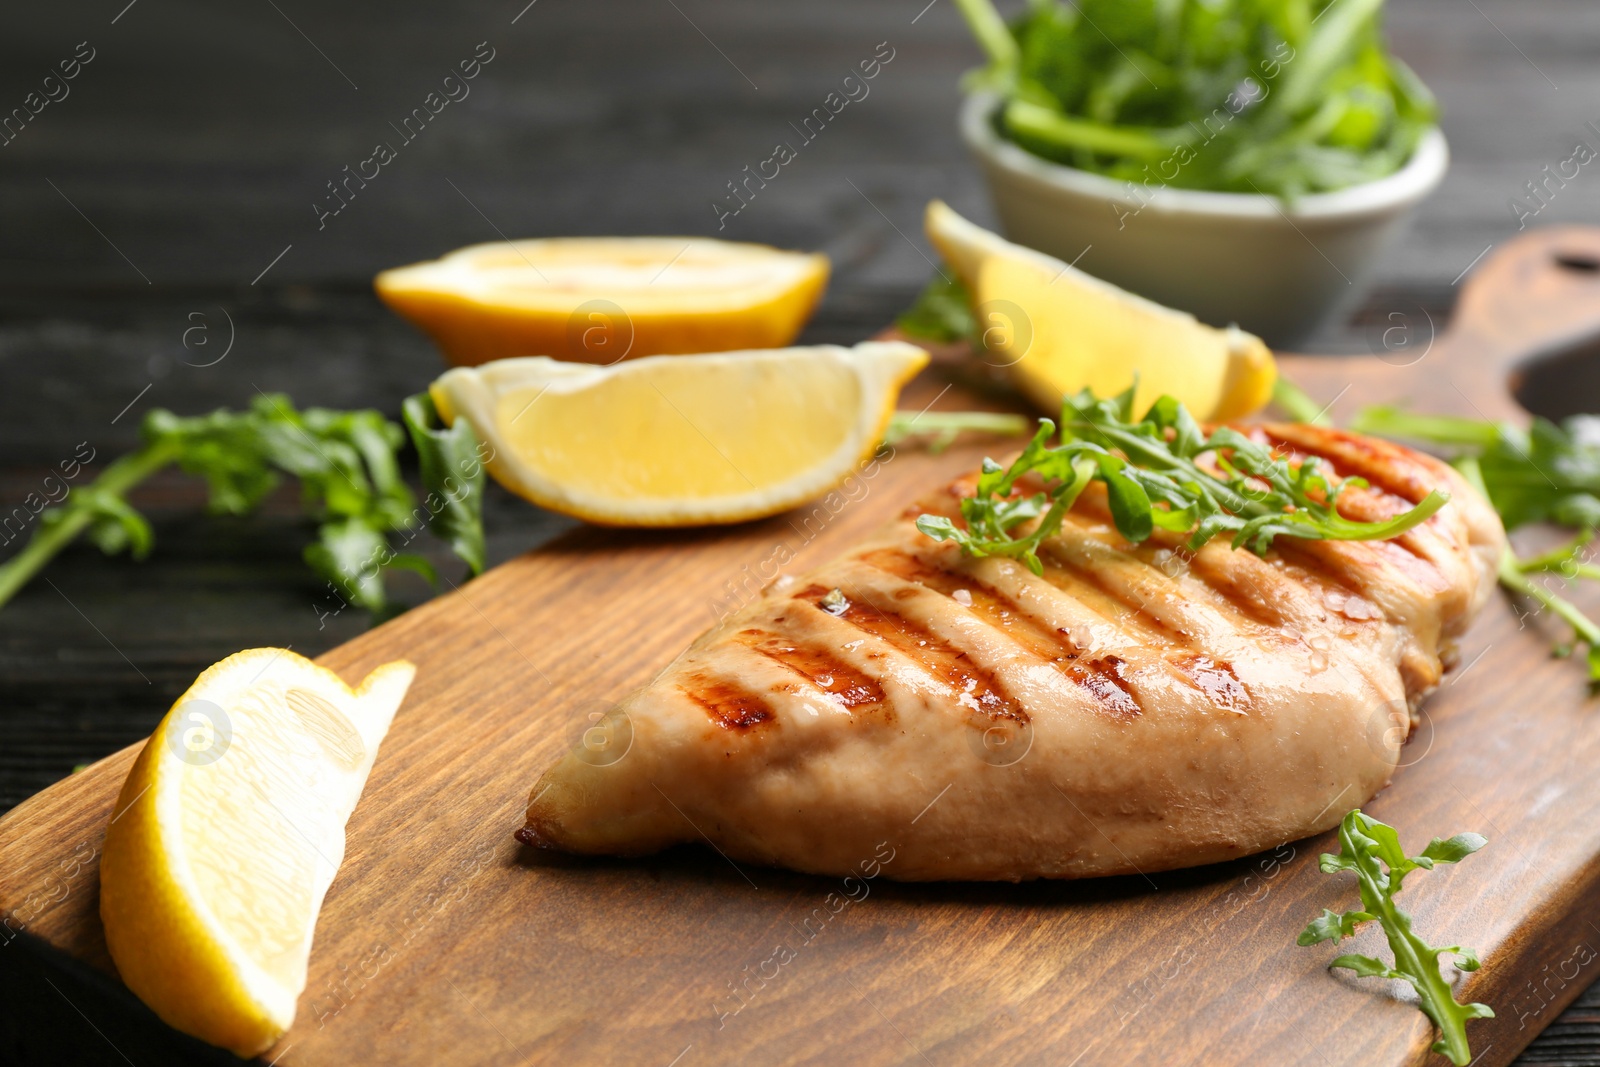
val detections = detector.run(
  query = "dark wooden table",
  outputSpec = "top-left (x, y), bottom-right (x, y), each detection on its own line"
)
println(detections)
top-left (2, 1), bottom-right (1599, 1063)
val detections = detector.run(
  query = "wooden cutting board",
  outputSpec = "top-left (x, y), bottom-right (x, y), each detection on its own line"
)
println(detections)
top-left (6, 228), bottom-right (1600, 1067)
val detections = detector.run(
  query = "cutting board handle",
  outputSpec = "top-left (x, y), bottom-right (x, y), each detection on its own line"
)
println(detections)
top-left (1282, 225), bottom-right (1600, 424)
top-left (1444, 225), bottom-right (1600, 421)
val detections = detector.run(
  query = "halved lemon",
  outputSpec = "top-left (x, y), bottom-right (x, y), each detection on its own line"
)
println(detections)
top-left (924, 200), bottom-right (1276, 421)
top-left (376, 237), bottom-right (830, 366)
top-left (100, 648), bottom-right (415, 1058)
top-left (429, 341), bottom-right (929, 526)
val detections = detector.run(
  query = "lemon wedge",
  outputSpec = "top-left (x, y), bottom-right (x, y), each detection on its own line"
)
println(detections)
top-left (100, 648), bottom-right (415, 1058)
top-left (924, 200), bottom-right (1275, 420)
top-left (376, 237), bottom-right (830, 367)
top-left (429, 341), bottom-right (928, 526)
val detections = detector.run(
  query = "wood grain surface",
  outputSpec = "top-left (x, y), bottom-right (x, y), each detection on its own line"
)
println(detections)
top-left (6, 228), bottom-right (1600, 1066)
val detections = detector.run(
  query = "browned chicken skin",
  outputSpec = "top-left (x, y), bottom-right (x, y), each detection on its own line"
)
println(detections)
top-left (520, 425), bottom-right (1505, 881)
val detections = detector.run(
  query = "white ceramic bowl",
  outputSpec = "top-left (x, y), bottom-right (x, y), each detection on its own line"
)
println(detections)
top-left (959, 91), bottom-right (1449, 347)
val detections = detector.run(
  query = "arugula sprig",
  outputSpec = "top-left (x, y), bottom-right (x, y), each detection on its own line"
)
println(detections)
top-left (1352, 406), bottom-right (1600, 677)
top-left (0, 392), bottom-right (487, 619)
top-left (1298, 810), bottom-right (1492, 1066)
top-left (883, 410), bottom-right (1032, 455)
top-left (915, 384), bottom-right (1448, 573)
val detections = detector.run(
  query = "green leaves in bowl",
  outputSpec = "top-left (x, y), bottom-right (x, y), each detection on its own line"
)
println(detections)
top-left (952, 0), bottom-right (1436, 198)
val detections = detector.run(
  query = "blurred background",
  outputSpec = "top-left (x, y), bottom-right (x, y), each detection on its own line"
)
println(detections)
top-left (2, 0), bottom-right (1599, 1058)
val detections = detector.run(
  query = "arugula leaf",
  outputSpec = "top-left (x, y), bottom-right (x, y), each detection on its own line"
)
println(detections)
top-left (0, 393), bottom-right (481, 620)
top-left (896, 273), bottom-right (978, 345)
top-left (1298, 809), bottom-right (1492, 1066)
top-left (914, 384), bottom-right (1447, 573)
top-left (305, 517), bottom-right (394, 615)
top-left (403, 392), bottom-right (488, 575)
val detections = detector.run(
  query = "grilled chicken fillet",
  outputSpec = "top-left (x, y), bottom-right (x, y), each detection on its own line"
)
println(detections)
top-left (519, 424), bottom-right (1505, 881)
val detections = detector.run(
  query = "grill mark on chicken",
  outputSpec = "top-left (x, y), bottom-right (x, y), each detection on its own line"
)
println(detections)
top-left (1247, 428), bottom-right (1452, 593)
top-left (1295, 478), bottom-right (1448, 581)
top-left (1313, 481), bottom-right (1417, 524)
top-left (1269, 481), bottom-right (1447, 591)
top-left (1168, 652), bottom-right (1250, 712)
top-left (1069, 655), bottom-right (1141, 719)
top-left (1175, 552), bottom-right (1295, 631)
top-left (1178, 543), bottom-right (1371, 648)
top-left (859, 549), bottom-right (1080, 660)
top-left (1064, 458), bottom-right (1424, 638)
top-left (1056, 493), bottom-right (1238, 619)
top-left (901, 471), bottom-right (1361, 712)
top-left (1149, 551), bottom-right (1309, 641)
top-left (1270, 556), bottom-right (1390, 633)
top-left (735, 629), bottom-right (887, 712)
top-left (680, 671), bottom-right (774, 729)
top-left (1050, 484), bottom-right (1311, 642)
top-left (792, 583), bottom-right (1026, 725)
top-left (1036, 539), bottom-right (1190, 648)
top-left (1362, 538), bottom-right (1452, 591)
top-left (1279, 537), bottom-right (1446, 599)
top-left (891, 491), bottom-right (1282, 719)
top-left (858, 547), bottom-right (1144, 719)
top-left (916, 473), bottom-right (1287, 659)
